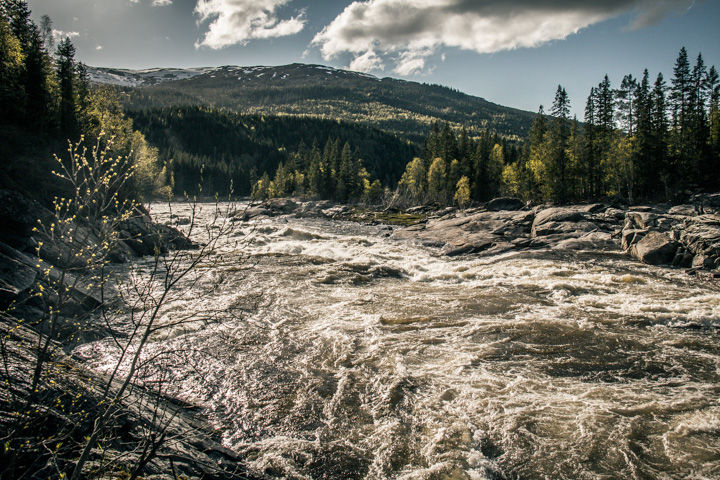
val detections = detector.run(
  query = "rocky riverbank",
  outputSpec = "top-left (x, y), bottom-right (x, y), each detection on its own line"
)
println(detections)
top-left (0, 189), bottom-right (265, 479)
top-left (240, 195), bottom-right (720, 279)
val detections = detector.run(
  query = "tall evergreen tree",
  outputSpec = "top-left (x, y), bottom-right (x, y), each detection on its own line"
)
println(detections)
top-left (56, 36), bottom-right (77, 137)
top-left (549, 85), bottom-right (571, 202)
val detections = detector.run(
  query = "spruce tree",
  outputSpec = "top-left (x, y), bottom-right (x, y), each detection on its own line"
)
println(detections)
top-left (550, 85), bottom-right (571, 202)
top-left (56, 37), bottom-right (77, 137)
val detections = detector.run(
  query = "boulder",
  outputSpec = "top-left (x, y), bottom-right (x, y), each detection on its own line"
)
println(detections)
top-left (485, 197), bottom-right (525, 211)
top-left (531, 207), bottom-right (586, 237)
top-left (621, 229), bottom-right (648, 251)
top-left (118, 214), bottom-right (194, 256)
top-left (625, 211), bottom-right (658, 230)
top-left (265, 197), bottom-right (298, 213)
top-left (631, 231), bottom-right (679, 265)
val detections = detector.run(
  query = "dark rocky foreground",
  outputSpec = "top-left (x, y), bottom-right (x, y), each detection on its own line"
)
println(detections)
top-left (242, 195), bottom-right (720, 279)
top-left (0, 190), bottom-right (266, 479)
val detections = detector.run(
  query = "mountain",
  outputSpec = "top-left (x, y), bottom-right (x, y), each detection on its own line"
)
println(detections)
top-left (88, 63), bottom-right (536, 143)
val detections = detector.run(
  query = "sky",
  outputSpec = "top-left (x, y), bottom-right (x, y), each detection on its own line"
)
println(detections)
top-left (27, 0), bottom-right (720, 117)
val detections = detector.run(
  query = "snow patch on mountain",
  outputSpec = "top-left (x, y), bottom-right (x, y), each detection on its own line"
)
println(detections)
top-left (87, 66), bottom-right (219, 87)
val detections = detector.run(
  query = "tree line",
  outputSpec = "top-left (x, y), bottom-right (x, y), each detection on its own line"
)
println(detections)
top-left (392, 48), bottom-right (719, 208)
top-left (511, 47), bottom-right (719, 204)
top-left (127, 106), bottom-right (418, 197)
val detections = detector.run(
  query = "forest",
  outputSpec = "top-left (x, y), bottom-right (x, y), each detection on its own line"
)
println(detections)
top-left (0, 0), bottom-right (167, 203)
top-left (374, 47), bottom-right (719, 207)
top-left (2, 0), bottom-right (718, 209)
top-left (126, 106), bottom-right (418, 198)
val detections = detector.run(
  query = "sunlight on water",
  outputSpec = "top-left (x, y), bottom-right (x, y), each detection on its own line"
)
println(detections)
top-left (76, 203), bottom-right (720, 480)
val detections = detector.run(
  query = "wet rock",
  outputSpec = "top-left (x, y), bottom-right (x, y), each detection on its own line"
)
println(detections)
top-left (118, 213), bottom-right (194, 256)
top-left (631, 231), bottom-right (679, 265)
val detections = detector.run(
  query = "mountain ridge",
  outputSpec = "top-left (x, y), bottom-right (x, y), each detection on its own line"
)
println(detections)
top-left (88, 63), bottom-right (536, 143)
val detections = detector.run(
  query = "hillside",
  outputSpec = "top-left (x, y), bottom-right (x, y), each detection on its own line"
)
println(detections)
top-left (88, 63), bottom-right (536, 144)
top-left (127, 106), bottom-right (419, 197)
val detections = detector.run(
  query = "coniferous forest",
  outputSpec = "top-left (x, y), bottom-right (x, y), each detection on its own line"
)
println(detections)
top-left (389, 48), bottom-right (720, 207)
top-left (2, 0), bottom-right (718, 207)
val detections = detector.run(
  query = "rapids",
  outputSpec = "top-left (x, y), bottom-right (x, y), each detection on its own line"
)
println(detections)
top-left (75, 202), bottom-right (720, 480)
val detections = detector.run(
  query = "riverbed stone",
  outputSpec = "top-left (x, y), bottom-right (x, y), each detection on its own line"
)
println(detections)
top-left (531, 207), bottom-right (588, 237)
top-left (631, 231), bottom-right (679, 265)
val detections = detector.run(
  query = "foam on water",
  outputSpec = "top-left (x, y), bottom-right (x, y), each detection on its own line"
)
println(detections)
top-left (76, 203), bottom-right (720, 479)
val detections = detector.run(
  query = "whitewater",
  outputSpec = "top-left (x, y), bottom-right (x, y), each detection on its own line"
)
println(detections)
top-left (76, 202), bottom-right (720, 480)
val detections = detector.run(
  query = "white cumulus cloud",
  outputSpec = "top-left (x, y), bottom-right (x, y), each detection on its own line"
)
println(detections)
top-left (194, 0), bottom-right (306, 49)
top-left (52, 30), bottom-right (80, 43)
top-left (312, 0), bottom-right (699, 75)
top-left (152, 0), bottom-right (173, 6)
top-left (349, 50), bottom-right (384, 72)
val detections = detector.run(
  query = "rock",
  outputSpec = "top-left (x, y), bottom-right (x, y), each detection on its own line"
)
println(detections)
top-left (672, 247), bottom-right (694, 268)
top-left (679, 215), bottom-right (720, 257)
top-left (118, 213), bottom-right (194, 256)
top-left (0, 241), bottom-right (38, 308)
top-left (0, 189), bottom-right (54, 251)
top-left (621, 229), bottom-right (648, 251)
top-left (295, 200), bottom-right (335, 218)
top-left (237, 205), bottom-right (272, 220)
top-left (631, 232), bottom-right (679, 265)
top-left (265, 197), bottom-right (298, 213)
top-left (625, 211), bottom-right (658, 230)
top-left (485, 197), bottom-right (525, 211)
top-left (668, 204), bottom-right (696, 216)
top-left (531, 207), bottom-right (586, 237)
top-left (552, 232), bottom-right (615, 251)
top-left (691, 253), bottom-right (717, 269)
top-left (581, 203), bottom-right (608, 214)
top-left (692, 193), bottom-right (720, 214)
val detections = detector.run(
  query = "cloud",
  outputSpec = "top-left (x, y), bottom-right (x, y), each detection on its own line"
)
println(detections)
top-left (313, 0), bottom-right (698, 75)
top-left (52, 30), bottom-right (80, 42)
top-left (393, 48), bottom-right (434, 76)
top-left (349, 50), bottom-right (384, 72)
top-left (194, 0), bottom-right (306, 49)
top-left (152, 0), bottom-right (173, 5)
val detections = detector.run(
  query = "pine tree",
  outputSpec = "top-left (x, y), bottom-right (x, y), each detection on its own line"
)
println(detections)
top-left (549, 85), bottom-right (571, 202)
top-left (650, 73), bottom-right (670, 198)
top-left (615, 74), bottom-right (637, 135)
top-left (56, 36), bottom-right (77, 137)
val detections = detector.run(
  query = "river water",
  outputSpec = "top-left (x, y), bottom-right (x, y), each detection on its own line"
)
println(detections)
top-left (77, 202), bottom-right (720, 480)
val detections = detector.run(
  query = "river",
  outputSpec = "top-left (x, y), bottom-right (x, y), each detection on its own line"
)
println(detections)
top-left (76, 202), bottom-right (720, 480)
